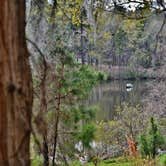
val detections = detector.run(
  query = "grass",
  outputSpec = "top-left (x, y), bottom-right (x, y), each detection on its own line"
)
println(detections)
top-left (69, 154), bottom-right (166, 166)
top-left (159, 154), bottom-right (166, 166)
top-left (30, 154), bottom-right (166, 165)
top-left (70, 157), bottom-right (133, 166)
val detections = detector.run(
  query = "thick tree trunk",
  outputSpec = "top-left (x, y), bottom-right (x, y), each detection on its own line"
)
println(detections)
top-left (0, 1), bottom-right (32, 166)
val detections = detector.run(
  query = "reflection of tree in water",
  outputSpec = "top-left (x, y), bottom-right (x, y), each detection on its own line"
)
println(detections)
top-left (85, 80), bottom-right (148, 121)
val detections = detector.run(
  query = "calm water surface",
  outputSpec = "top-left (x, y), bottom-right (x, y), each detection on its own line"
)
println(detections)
top-left (85, 80), bottom-right (149, 121)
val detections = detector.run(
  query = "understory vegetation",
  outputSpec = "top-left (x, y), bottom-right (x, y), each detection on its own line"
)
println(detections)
top-left (25, 0), bottom-right (166, 165)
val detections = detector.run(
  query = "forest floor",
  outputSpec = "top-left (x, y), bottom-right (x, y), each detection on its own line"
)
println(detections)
top-left (70, 154), bottom-right (166, 166)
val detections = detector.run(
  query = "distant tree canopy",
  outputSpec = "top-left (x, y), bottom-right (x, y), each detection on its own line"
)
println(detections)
top-left (27, 0), bottom-right (166, 68)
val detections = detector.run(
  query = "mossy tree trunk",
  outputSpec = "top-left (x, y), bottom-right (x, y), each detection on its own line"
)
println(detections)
top-left (0, 0), bottom-right (32, 165)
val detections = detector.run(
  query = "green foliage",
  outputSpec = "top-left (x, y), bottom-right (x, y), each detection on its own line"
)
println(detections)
top-left (137, 52), bottom-right (152, 68)
top-left (111, 18), bottom-right (154, 69)
top-left (138, 133), bottom-right (150, 157)
top-left (138, 117), bottom-right (165, 158)
top-left (159, 154), bottom-right (166, 166)
top-left (148, 117), bottom-right (165, 155)
top-left (114, 28), bottom-right (128, 56)
top-left (77, 124), bottom-right (96, 148)
top-left (79, 106), bottom-right (97, 121)
top-left (46, 0), bottom-right (84, 26)
top-left (70, 155), bottom-right (166, 165)
top-left (97, 71), bottom-right (108, 81)
top-left (63, 65), bottom-right (105, 99)
top-left (31, 154), bottom-right (44, 166)
top-left (64, 105), bottom-right (97, 126)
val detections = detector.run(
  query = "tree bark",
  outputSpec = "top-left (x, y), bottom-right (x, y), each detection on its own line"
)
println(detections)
top-left (0, 1), bottom-right (32, 165)
top-left (43, 137), bottom-right (49, 166)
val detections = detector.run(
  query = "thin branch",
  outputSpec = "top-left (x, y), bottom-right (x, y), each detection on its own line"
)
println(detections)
top-left (154, 13), bottom-right (166, 54)
top-left (26, 38), bottom-right (47, 69)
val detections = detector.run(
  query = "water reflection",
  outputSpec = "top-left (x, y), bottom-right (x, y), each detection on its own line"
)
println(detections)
top-left (85, 80), bottom-right (147, 121)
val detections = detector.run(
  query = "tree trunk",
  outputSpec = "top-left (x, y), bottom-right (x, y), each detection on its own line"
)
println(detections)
top-left (0, 1), bottom-right (33, 165)
top-left (80, 12), bottom-right (85, 65)
top-left (43, 137), bottom-right (49, 166)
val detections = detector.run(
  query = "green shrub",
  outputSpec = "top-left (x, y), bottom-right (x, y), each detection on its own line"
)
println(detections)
top-left (138, 133), bottom-right (150, 157)
top-left (138, 117), bottom-right (165, 159)
top-left (159, 154), bottom-right (166, 166)
top-left (31, 154), bottom-right (44, 166)
top-left (97, 71), bottom-right (108, 81)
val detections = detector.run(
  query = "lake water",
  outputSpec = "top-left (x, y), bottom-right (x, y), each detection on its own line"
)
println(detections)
top-left (85, 80), bottom-right (149, 121)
